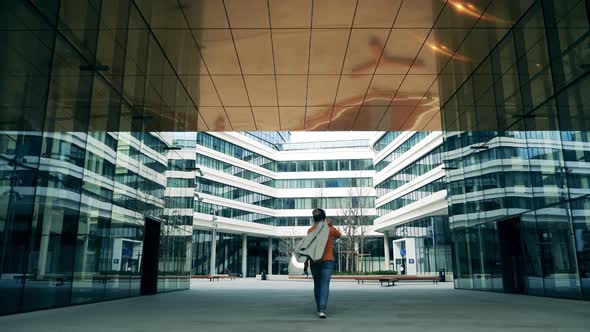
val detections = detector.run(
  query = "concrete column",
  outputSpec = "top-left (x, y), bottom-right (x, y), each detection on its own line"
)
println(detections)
top-left (267, 238), bottom-right (273, 275)
top-left (241, 235), bottom-right (247, 277)
top-left (80, 234), bottom-right (89, 277)
top-left (209, 228), bottom-right (217, 275)
top-left (38, 211), bottom-right (56, 278)
top-left (383, 232), bottom-right (391, 271)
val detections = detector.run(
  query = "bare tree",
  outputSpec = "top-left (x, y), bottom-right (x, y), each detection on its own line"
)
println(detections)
top-left (277, 228), bottom-right (300, 258)
top-left (339, 186), bottom-right (373, 273)
top-left (277, 228), bottom-right (303, 274)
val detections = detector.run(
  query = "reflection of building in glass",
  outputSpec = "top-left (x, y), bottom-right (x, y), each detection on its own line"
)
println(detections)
top-left (444, 131), bottom-right (590, 299)
top-left (435, 0), bottom-right (590, 300)
top-left (0, 131), bottom-right (194, 315)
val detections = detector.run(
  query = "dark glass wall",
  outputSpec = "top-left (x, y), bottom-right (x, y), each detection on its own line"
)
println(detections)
top-left (191, 230), bottom-right (271, 277)
top-left (247, 237), bottom-right (268, 277)
top-left (0, 0), bottom-right (201, 314)
top-left (440, 0), bottom-right (590, 300)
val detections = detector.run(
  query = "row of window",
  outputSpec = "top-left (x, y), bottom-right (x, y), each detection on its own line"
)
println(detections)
top-left (375, 132), bottom-right (430, 172)
top-left (129, 132), bottom-right (168, 156)
top-left (373, 132), bottom-right (402, 152)
top-left (167, 177), bottom-right (196, 188)
top-left (84, 150), bottom-right (116, 180)
top-left (444, 131), bottom-right (590, 154)
top-left (196, 153), bottom-right (373, 189)
top-left (449, 195), bottom-right (568, 216)
top-left (114, 192), bottom-right (164, 216)
top-left (43, 136), bottom-right (87, 168)
top-left (168, 159), bottom-right (196, 172)
top-left (238, 132), bottom-right (289, 149)
top-left (377, 178), bottom-right (446, 216)
top-left (197, 133), bottom-right (273, 167)
top-left (195, 201), bottom-right (272, 223)
top-left (268, 159), bottom-right (373, 172)
top-left (88, 132), bottom-right (118, 151)
top-left (447, 171), bottom-right (582, 196)
top-left (197, 133), bottom-right (372, 172)
top-left (196, 153), bottom-right (272, 184)
top-left (392, 216), bottom-right (451, 241)
top-left (267, 177), bottom-right (373, 189)
top-left (114, 168), bottom-right (165, 198)
top-left (197, 178), bottom-right (272, 205)
top-left (375, 145), bottom-right (444, 196)
top-left (194, 202), bottom-right (375, 226)
top-left (447, 145), bottom-right (590, 169)
top-left (165, 196), bottom-right (195, 209)
top-left (197, 178), bottom-right (375, 209)
top-left (119, 144), bottom-right (167, 173)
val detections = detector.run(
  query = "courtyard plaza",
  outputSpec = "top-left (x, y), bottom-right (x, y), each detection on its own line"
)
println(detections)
top-left (0, 278), bottom-right (588, 332)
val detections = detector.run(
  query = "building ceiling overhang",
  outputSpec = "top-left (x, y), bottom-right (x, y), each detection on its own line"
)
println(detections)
top-left (4, 0), bottom-right (582, 132)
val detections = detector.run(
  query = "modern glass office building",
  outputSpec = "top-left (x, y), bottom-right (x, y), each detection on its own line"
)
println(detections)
top-left (190, 132), bottom-right (382, 276)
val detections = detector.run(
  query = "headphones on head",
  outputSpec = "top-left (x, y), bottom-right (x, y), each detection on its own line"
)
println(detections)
top-left (313, 208), bottom-right (326, 222)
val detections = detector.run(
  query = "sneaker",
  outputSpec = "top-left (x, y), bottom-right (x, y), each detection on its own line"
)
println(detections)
top-left (319, 312), bottom-right (327, 319)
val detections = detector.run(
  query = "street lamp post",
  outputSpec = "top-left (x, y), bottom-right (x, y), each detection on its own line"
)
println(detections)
top-left (338, 240), bottom-right (341, 272)
top-left (209, 209), bottom-right (218, 275)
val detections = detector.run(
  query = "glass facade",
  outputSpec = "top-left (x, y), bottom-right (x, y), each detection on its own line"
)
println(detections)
top-left (392, 217), bottom-right (453, 276)
top-left (191, 230), bottom-right (243, 276)
top-left (375, 132), bottom-right (431, 171)
top-left (0, 132), bottom-right (193, 315)
top-left (373, 132), bottom-right (403, 152)
top-left (377, 178), bottom-right (446, 216)
top-left (238, 132), bottom-right (291, 150)
top-left (375, 146), bottom-right (444, 196)
top-left (357, 238), bottom-right (387, 273)
top-left (191, 229), bottom-right (276, 277)
top-left (440, 0), bottom-right (590, 300)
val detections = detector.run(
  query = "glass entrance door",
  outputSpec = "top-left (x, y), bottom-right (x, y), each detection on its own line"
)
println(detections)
top-left (497, 218), bottom-right (525, 293)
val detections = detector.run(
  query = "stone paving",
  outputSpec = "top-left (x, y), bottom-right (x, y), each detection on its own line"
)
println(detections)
top-left (1, 278), bottom-right (588, 332)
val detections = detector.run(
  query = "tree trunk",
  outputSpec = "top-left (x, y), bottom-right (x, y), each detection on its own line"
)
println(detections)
top-left (345, 254), bottom-right (350, 272)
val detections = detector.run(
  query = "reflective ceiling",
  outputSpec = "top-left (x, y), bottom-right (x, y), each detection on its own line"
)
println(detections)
top-left (138, 0), bottom-right (534, 131)
top-left (5, 0), bottom-right (585, 131)
top-left (140, 0), bottom-right (538, 131)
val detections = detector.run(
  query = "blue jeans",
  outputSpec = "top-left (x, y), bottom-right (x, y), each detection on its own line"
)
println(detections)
top-left (310, 260), bottom-right (334, 312)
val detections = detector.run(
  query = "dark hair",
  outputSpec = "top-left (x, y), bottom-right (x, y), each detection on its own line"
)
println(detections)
top-left (312, 208), bottom-right (326, 222)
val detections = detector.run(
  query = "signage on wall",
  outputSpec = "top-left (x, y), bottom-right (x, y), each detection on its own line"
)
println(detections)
top-left (113, 259), bottom-right (119, 264)
top-left (408, 258), bottom-right (415, 264)
top-left (400, 249), bottom-right (406, 257)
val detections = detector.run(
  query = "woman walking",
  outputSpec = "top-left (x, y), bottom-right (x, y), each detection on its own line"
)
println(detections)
top-left (305, 208), bottom-right (341, 319)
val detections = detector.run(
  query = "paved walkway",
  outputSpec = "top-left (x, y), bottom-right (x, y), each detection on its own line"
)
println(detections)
top-left (1, 279), bottom-right (588, 332)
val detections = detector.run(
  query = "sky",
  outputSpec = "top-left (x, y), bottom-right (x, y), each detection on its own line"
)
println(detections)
top-left (289, 131), bottom-right (379, 143)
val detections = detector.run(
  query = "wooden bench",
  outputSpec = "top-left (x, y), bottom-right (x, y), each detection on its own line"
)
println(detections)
top-left (355, 276), bottom-right (398, 287)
